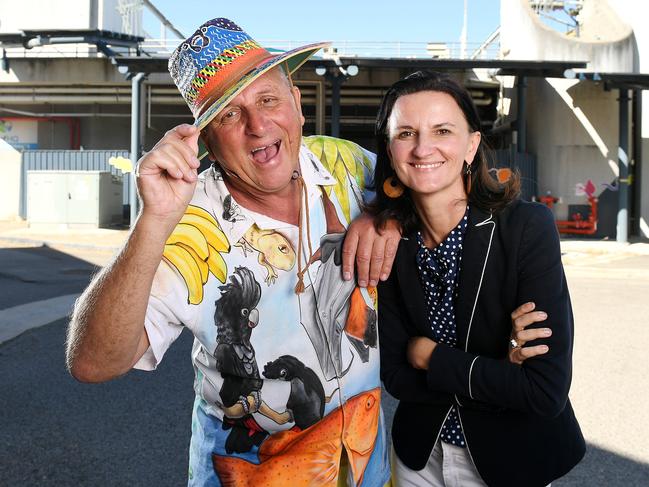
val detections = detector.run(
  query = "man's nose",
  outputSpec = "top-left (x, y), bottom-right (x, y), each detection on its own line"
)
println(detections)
top-left (245, 108), bottom-right (269, 136)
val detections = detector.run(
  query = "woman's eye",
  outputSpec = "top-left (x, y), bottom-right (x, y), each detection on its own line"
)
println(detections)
top-left (398, 131), bottom-right (414, 139)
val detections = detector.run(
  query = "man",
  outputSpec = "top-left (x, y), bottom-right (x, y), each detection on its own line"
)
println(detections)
top-left (66, 18), bottom-right (395, 486)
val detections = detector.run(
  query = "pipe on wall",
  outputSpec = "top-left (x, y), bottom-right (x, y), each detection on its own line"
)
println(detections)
top-left (130, 73), bottom-right (146, 226)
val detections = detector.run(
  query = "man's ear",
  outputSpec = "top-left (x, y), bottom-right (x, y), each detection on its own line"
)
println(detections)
top-left (291, 86), bottom-right (305, 126)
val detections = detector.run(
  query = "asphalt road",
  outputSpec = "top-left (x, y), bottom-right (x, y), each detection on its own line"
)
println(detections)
top-left (1, 243), bottom-right (649, 485)
top-left (0, 246), bottom-right (98, 309)
top-left (0, 318), bottom-right (194, 486)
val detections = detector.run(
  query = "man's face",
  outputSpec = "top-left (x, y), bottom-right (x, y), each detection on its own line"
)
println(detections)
top-left (202, 68), bottom-right (305, 196)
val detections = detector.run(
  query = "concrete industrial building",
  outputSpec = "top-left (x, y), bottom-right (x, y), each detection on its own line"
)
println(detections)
top-left (0, 0), bottom-right (647, 241)
top-left (498, 0), bottom-right (649, 240)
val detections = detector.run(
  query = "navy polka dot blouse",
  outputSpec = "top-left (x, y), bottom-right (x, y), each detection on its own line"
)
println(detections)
top-left (415, 207), bottom-right (470, 448)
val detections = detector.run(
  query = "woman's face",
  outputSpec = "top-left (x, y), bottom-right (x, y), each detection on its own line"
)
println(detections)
top-left (386, 90), bottom-right (480, 201)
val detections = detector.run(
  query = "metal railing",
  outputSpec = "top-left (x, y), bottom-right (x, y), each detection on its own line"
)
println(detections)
top-left (3, 39), bottom-right (500, 60)
top-left (2, 44), bottom-right (136, 58)
top-left (140, 38), bottom-right (501, 59)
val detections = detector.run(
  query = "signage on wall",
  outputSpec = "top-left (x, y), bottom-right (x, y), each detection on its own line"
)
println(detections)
top-left (0, 119), bottom-right (38, 150)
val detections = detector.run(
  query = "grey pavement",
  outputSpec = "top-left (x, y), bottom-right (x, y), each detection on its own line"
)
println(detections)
top-left (2, 221), bottom-right (649, 485)
top-left (0, 220), bottom-right (128, 253)
top-left (0, 244), bottom-right (101, 347)
top-left (0, 317), bottom-right (195, 486)
top-left (0, 294), bottom-right (79, 344)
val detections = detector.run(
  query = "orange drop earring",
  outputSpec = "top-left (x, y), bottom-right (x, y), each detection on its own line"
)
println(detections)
top-left (383, 175), bottom-right (405, 198)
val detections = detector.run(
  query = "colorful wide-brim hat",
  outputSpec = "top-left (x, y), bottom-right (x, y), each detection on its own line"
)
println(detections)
top-left (169, 18), bottom-right (330, 131)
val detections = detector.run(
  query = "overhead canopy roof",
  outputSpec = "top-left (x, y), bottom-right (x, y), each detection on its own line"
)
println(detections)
top-left (0, 29), bottom-right (143, 48)
top-left (336, 58), bottom-right (587, 78)
top-left (0, 29), bottom-right (144, 58)
top-left (572, 72), bottom-right (649, 91)
top-left (111, 56), bottom-right (588, 78)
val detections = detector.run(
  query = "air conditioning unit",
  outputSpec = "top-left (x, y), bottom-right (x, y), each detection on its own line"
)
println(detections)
top-left (27, 171), bottom-right (123, 227)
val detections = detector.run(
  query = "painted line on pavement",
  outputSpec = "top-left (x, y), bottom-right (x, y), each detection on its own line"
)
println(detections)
top-left (0, 294), bottom-right (79, 345)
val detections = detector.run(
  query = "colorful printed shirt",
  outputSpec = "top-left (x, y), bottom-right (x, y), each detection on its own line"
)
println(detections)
top-left (134, 136), bottom-right (390, 487)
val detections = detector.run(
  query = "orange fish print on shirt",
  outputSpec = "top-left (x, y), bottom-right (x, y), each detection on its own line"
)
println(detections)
top-left (344, 287), bottom-right (378, 363)
top-left (212, 387), bottom-right (381, 487)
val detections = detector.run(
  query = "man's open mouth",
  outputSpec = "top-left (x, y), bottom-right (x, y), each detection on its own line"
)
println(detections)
top-left (250, 140), bottom-right (281, 163)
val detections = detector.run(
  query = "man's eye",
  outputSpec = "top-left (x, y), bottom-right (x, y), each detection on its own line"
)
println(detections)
top-left (220, 109), bottom-right (240, 124)
top-left (261, 97), bottom-right (277, 106)
top-left (437, 128), bottom-right (451, 135)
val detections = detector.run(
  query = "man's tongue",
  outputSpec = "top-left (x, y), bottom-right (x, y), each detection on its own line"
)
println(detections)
top-left (252, 143), bottom-right (278, 163)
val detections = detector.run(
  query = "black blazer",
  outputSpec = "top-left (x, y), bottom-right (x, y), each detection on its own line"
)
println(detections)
top-left (379, 200), bottom-right (585, 487)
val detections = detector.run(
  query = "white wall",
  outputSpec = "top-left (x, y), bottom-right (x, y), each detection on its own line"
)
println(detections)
top-left (526, 78), bottom-right (621, 219)
top-left (0, 141), bottom-right (23, 220)
top-left (0, 0), bottom-right (92, 31)
top-left (0, 0), bottom-right (142, 59)
top-left (0, 0), bottom-right (137, 33)
top-left (98, 0), bottom-right (133, 34)
top-left (500, 0), bottom-right (635, 71)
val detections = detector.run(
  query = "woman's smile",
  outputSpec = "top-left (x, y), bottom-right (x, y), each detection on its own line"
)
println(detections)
top-left (410, 161), bottom-right (445, 170)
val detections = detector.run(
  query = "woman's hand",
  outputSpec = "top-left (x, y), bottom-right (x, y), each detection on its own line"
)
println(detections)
top-left (407, 336), bottom-right (437, 370)
top-left (509, 302), bottom-right (551, 365)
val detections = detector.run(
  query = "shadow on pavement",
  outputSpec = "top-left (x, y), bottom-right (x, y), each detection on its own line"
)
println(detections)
top-left (0, 245), bottom-right (99, 310)
top-left (555, 444), bottom-right (649, 486)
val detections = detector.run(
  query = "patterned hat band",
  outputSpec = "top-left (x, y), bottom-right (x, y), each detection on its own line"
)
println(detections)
top-left (189, 40), bottom-right (272, 117)
top-left (168, 17), bottom-right (329, 130)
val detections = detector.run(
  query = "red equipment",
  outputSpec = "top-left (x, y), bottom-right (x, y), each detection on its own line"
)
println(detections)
top-left (536, 192), bottom-right (598, 235)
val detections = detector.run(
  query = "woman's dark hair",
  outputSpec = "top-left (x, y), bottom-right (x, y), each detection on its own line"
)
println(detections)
top-left (367, 70), bottom-right (520, 235)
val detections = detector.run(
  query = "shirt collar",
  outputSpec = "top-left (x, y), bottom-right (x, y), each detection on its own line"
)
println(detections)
top-left (203, 138), bottom-right (336, 244)
top-left (416, 206), bottom-right (470, 261)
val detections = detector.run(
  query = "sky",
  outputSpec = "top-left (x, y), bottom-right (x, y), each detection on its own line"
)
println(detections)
top-left (143, 0), bottom-right (501, 47)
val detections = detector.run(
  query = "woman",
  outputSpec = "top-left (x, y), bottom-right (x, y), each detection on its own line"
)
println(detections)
top-left (370, 71), bottom-right (585, 487)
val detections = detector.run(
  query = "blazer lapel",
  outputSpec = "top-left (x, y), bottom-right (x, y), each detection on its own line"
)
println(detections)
top-left (394, 234), bottom-right (431, 336)
top-left (455, 207), bottom-right (496, 350)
